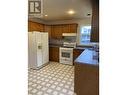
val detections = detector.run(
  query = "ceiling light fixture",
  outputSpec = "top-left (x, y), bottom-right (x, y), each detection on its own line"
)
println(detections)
top-left (45, 15), bottom-right (48, 17)
top-left (68, 10), bottom-right (75, 14)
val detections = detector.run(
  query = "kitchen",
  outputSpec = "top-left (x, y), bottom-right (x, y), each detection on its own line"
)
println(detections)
top-left (1, 0), bottom-right (127, 95)
top-left (28, 0), bottom-right (99, 95)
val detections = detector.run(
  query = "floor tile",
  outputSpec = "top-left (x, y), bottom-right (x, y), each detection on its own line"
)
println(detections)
top-left (28, 62), bottom-right (74, 95)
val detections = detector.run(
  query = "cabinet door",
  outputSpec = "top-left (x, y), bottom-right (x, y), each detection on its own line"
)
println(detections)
top-left (69, 24), bottom-right (78, 33)
top-left (62, 24), bottom-right (69, 33)
top-left (44, 25), bottom-right (51, 38)
top-left (51, 25), bottom-right (62, 39)
top-left (28, 21), bottom-right (39, 31)
top-left (38, 24), bottom-right (42, 31)
top-left (49, 47), bottom-right (59, 62)
top-left (90, 0), bottom-right (99, 42)
top-left (73, 49), bottom-right (84, 62)
top-left (62, 24), bottom-right (78, 33)
top-left (40, 24), bottom-right (45, 32)
top-left (75, 63), bottom-right (99, 95)
top-left (28, 21), bottom-right (45, 32)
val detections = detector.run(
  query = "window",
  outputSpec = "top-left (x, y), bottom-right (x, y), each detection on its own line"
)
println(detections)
top-left (80, 26), bottom-right (91, 45)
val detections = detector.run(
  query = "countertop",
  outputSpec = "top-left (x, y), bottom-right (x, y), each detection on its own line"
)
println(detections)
top-left (49, 44), bottom-right (85, 50)
top-left (75, 49), bottom-right (99, 66)
top-left (49, 44), bottom-right (63, 47)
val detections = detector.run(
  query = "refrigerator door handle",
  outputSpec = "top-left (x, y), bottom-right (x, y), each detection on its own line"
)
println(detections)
top-left (37, 43), bottom-right (42, 49)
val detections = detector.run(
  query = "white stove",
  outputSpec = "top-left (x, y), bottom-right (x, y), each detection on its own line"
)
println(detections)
top-left (59, 47), bottom-right (73, 65)
top-left (59, 33), bottom-right (77, 65)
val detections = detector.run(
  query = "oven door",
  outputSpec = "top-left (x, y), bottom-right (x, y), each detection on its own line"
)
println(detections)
top-left (61, 52), bottom-right (71, 59)
top-left (60, 47), bottom-right (73, 65)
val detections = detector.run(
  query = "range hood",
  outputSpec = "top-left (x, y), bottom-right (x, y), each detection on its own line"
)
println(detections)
top-left (62, 33), bottom-right (77, 36)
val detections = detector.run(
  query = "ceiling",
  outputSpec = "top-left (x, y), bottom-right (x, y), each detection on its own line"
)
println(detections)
top-left (30, 0), bottom-right (92, 21)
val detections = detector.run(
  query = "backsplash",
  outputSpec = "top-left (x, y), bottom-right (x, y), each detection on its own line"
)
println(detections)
top-left (49, 38), bottom-right (63, 45)
top-left (63, 36), bottom-right (76, 43)
top-left (49, 36), bottom-right (77, 45)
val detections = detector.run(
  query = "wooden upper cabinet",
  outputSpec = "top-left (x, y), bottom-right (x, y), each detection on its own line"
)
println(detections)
top-left (90, 0), bottom-right (99, 42)
top-left (62, 24), bottom-right (78, 33)
top-left (51, 23), bottom-right (78, 39)
top-left (44, 25), bottom-right (51, 38)
top-left (62, 24), bottom-right (70, 33)
top-left (28, 21), bottom-right (45, 32)
top-left (69, 24), bottom-right (78, 33)
top-left (51, 25), bottom-right (62, 39)
top-left (28, 21), bottom-right (78, 39)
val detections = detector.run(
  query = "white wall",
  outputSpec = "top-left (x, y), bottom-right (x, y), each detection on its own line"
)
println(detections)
top-left (28, 17), bottom-right (47, 24)
top-left (29, 17), bottom-right (91, 26)
top-left (45, 18), bottom-right (91, 25)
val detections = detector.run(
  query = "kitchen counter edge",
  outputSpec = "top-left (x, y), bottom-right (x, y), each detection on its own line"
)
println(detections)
top-left (74, 49), bottom-right (99, 66)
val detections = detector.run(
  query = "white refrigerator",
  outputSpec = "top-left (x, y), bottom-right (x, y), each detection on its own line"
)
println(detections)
top-left (28, 31), bottom-right (49, 69)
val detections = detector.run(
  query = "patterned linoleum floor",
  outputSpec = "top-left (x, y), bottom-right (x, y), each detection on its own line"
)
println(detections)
top-left (28, 62), bottom-right (74, 95)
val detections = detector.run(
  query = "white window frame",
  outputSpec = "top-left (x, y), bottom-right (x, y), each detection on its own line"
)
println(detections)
top-left (77, 25), bottom-right (91, 46)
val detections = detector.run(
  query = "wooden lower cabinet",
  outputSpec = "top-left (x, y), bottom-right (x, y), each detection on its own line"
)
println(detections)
top-left (73, 49), bottom-right (84, 62)
top-left (49, 47), bottom-right (83, 63)
top-left (74, 63), bottom-right (99, 95)
top-left (49, 47), bottom-right (59, 62)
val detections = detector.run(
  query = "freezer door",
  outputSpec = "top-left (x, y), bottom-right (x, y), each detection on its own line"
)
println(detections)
top-left (41, 32), bottom-right (49, 64)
